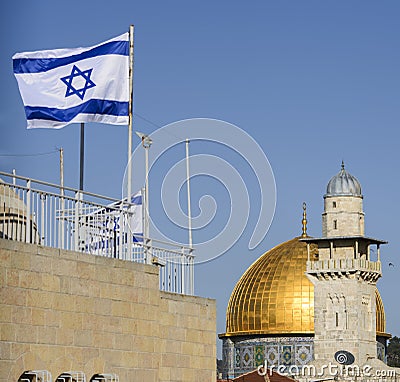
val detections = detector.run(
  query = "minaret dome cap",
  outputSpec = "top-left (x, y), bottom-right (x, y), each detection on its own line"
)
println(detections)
top-left (326, 161), bottom-right (362, 197)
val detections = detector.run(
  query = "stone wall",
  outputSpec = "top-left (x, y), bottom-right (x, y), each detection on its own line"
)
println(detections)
top-left (310, 276), bottom-right (377, 366)
top-left (0, 239), bottom-right (216, 382)
top-left (322, 195), bottom-right (364, 237)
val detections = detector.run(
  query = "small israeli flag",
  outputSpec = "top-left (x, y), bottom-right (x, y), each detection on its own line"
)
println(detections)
top-left (130, 191), bottom-right (143, 243)
top-left (13, 33), bottom-right (129, 129)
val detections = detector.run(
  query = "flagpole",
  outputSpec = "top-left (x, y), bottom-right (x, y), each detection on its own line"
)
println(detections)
top-left (185, 139), bottom-right (193, 248)
top-left (126, 25), bottom-right (135, 260)
top-left (79, 123), bottom-right (85, 190)
top-left (127, 25), bottom-right (134, 203)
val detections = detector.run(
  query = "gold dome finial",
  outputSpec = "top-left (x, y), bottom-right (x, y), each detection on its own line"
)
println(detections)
top-left (302, 202), bottom-right (307, 237)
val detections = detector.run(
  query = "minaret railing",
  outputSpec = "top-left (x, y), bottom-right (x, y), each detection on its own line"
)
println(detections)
top-left (307, 257), bottom-right (381, 273)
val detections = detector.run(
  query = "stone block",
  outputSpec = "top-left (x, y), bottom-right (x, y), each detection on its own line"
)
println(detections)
top-left (69, 277), bottom-right (91, 296)
top-left (93, 330), bottom-right (114, 349)
top-left (52, 257), bottom-right (77, 276)
top-left (75, 295), bottom-right (95, 314)
top-left (30, 254), bottom-right (52, 273)
top-left (37, 326), bottom-right (57, 344)
top-left (15, 323), bottom-right (38, 343)
top-left (121, 318), bottom-right (138, 334)
top-left (10, 251), bottom-right (31, 270)
top-left (0, 268), bottom-right (5, 289)
top-left (41, 273), bottom-right (61, 292)
top-left (60, 311), bottom-right (82, 330)
top-left (0, 248), bottom-right (11, 264)
top-left (5, 269), bottom-right (19, 287)
top-left (53, 292), bottom-right (75, 311)
top-left (11, 306), bottom-right (32, 325)
top-left (133, 335), bottom-right (156, 353)
top-left (76, 261), bottom-right (94, 280)
top-left (0, 360), bottom-right (14, 379)
top-left (1, 287), bottom-right (27, 307)
top-left (26, 289), bottom-right (53, 309)
top-left (93, 297), bottom-right (112, 316)
top-left (55, 327), bottom-right (74, 345)
top-left (0, 341), bottom-right (11, 361)
top-left (111, 300), bottom-right (132, 318)
top-left (74, 329), bottom-right (93, 347)
top-left (114, 333), bottom-right (134, 351)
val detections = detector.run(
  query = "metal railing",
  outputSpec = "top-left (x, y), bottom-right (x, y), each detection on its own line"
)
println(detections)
top-left (0, 171), bottom-right (194, 295)
top-left (307, 257), bottom-right (382, 273)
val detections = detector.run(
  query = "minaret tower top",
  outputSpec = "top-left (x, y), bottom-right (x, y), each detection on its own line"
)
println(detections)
top-left (322, 161), bottom-right (364, 237)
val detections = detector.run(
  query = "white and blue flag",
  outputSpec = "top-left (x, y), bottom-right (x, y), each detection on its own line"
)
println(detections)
top-left (130, 191), bottom-right (143, 242)
top-left (13, 33), bottom-right (129, 129)
top-left (83, 190), bottom-right (143, 254)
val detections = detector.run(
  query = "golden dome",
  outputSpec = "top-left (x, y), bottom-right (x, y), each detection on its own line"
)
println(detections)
top-left (223, 236), bottom-right (387, 337)
top-left (376, 289), bottom-right (389, 337)
top-left (225, 237), bottom-right (317, 336)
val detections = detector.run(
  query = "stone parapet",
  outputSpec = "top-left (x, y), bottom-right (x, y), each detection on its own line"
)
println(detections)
top-left (0, 238), bottom-right (216, 382)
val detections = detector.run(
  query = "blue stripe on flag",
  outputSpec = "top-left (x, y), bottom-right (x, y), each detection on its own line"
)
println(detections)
top-left (25, 99), bottom-right (128, 122)
top-left (133, 234), bottom-right (144, 243)
top-left (13, 40), bottom-right (129, 74)
top-left (131, 195), bottom-right (142, 205)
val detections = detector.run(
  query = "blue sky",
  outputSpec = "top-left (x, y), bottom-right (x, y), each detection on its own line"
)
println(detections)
top-left (1, 1), bottom-right (399, 355)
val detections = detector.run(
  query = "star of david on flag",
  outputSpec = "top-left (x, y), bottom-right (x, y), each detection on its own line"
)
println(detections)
top-left (13, 33), bottom-right (129, 129)
top-left (60, 65), bottom-right (96, 100)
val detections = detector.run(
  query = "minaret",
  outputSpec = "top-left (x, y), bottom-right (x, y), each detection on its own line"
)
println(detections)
top-left (322, 161), bottom-right (365, 238)
top-left (302, 163), bottom-right (386, 367)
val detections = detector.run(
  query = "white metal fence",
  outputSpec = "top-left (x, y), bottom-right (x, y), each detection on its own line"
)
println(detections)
top-left (0, 171), bottom-right (194, 295)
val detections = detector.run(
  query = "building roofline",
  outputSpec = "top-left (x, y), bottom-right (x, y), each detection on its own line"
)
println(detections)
top-left (299, 236), bottom-right (387, 245)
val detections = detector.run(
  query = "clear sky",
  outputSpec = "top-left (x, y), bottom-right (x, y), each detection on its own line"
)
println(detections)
top-left (1, 1), bottom-right (399, 357)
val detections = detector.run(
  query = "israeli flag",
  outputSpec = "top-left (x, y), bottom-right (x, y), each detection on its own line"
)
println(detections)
top-left (13, 33), bottom-right (129, 129)
top-left (130, 191), bottom-right (143, 242)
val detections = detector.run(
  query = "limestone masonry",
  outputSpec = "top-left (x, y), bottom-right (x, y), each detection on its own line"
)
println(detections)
top-left (0, 238), bottom-right (216, 381)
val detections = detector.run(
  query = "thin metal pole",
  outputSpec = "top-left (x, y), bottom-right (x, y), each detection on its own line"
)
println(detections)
top-left (79, 123), bottom-right (84, 191)
top-left (26, 179), bottom-right (31, 244)
top-left (144, 147), bottom-right (150, 239)
top-left (60, 148), bottom-right (64, 191)
top-left (127, 25), bottom-right (134, 203)
top-left (185, 139), bottom-right (193, 248)
top-left (185, 139), bottom-right (194, 295)
top-left (78, 124), bottom-right (84, 253)
top-left (59, 148), bottom-right (65, 249)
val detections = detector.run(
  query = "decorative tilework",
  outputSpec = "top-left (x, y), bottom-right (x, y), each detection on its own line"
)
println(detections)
top-left (223, 336), bottom-right (318, 378)
top-left (242, 346), bottom-right (253, 368)
top-left (235, 348), bottom-right (241, 368)
top-left (265, 345), bottom-right (279, 367)
top-left (295, 345), bottom-right (313, 365)
top-left (281, 345), bottom-right (292, 366)
top-left (254, 345), bottom-right (264, 366)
